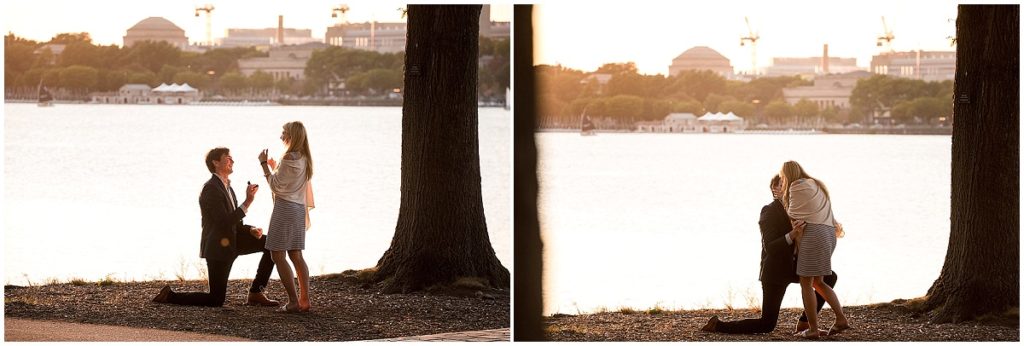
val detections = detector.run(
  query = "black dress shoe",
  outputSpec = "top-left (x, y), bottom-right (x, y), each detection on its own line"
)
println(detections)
top-left (152, 285), bottom-right (172, 303)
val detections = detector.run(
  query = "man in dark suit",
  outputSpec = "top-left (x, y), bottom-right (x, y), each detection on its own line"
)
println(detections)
top-left (152, 147), bottom-right (279, 307)
top-left (701, 174), bottom-right (838, 334)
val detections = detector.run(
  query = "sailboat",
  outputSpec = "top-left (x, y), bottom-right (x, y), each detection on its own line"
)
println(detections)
top-left (37, 81), bottom-right (54, 107)
top-left (580, 108), bottom-right (596, 136)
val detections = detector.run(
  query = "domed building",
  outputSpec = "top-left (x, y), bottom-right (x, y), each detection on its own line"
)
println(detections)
top-left (668, 46), bottom-right (734, 78)
top-left (123, 17), bottom-right (189, 49)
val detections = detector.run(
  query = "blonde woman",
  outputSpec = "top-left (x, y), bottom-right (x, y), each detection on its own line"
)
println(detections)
top-left (259, 121), bottom-right (315, 312)
top-left (780, 161), bottom-right (850, 338)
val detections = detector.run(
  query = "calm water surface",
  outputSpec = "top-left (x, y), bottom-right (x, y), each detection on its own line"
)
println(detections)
top-left (4, 104), bottom-right (509, 285)
top-left (538, 132), bottom-right (950, 315)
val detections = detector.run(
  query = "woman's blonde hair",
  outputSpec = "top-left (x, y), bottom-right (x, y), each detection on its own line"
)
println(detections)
top-left (780, 161), bottom-right (843, 237)
top-left (283, 121), bottom-right (313, 180)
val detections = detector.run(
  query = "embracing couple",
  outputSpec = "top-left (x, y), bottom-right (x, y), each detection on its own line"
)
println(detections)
top-left (702, 161), bottom-right (853, 339)
top-left (153, 121), bottom-right (316, 313)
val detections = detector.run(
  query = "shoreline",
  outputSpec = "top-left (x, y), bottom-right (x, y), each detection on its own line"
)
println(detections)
top-left (543, 300), bottom-right (1018, 341)
top-left (4, 273), bottom-right (509, 341)
top-left (535, 128), bottom-right (952, 135)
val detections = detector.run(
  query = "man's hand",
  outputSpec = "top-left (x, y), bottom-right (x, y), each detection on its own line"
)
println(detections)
top-left (789, 220), bottom-right (806, 241)
top-left (249, 227), bottom-right (263, 239)
top-left (244, 183), bottom-right (259, 207)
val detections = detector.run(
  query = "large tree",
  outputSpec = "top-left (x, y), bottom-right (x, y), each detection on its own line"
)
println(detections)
top-left (370, 5), bottom-right (509, 293)
top-left (513, 4), bottom-right (544, 340)
top-left (922, 4), bottom-right (1019, 323)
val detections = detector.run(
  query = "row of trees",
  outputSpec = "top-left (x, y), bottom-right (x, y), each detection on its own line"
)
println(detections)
top-left (5, 33), bottom-right (277, 96)
top-left (536, 62), bottom-right (954, 128)
top-left (536, 63), bottom-right (815, 127)
top-left (850, 75), bottom-right (954, 124)
top-left (5, 32), bottom-right (510, 100)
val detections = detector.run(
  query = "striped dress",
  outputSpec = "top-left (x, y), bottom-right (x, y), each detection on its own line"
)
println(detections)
top-left (266, 199), bottom-right (306, 251)
top-left (787, 178), bottom-right (839, 277)
top-left (797, 223), bottom-right (837, 276)
top-left (264, 153), bottom-right (311, 251)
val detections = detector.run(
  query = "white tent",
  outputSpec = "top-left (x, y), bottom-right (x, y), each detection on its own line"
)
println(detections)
top-left (698, 112), bottom-right (743, 122)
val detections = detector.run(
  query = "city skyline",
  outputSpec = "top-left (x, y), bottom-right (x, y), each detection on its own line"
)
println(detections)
top-left (534, 0), bottom-right (958, 76)
top-left (3, 1), bottom-right (511, 47)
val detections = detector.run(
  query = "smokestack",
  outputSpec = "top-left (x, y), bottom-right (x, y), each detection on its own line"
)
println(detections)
top-left (277, 15), bottom-right (284, 45)
top-left (822, 43), bottom-right (830, 74)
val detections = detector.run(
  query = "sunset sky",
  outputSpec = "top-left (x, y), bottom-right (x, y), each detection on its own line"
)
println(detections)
top-left (3, 1), bottom-right (511, 47)
top-left (534, 0), bottom-right (959, 75)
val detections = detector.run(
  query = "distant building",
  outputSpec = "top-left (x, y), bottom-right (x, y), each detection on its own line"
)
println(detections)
top-left (91, 83), bottom-right (200, 104)
top-left (580, 73), bottom-right (613, 95)
top-left (669, 46), bottom-right (734, 79)
top-left (33, 43), bottom-right (66, 64)
top-left (782, 70), bottom-right (872, 110)
top-left (220, 28), bottom-right (317, 49)
top-left (324, 4), bottom-right (507, 52)
top-left (765, 44), bottom-right (862, 77)
top-left (870, 50), bottom-right (955, 81)
top-left (765, 57), bottom-right (861, 77)
top-left (237, 42), bottom-right (328, 81)
top-left (636, 112), bottom-right (745, 133)
top-left (325, 21), bottom-right (407, 53)
top-left (123, 17), bottom-right (189, 49)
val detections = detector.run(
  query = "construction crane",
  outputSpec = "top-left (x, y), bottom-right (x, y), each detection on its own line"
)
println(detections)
top-left (194, 4), bottom-right (215, 47)
top-left (739, 16), bottom-right (760, 76)
top-left (331, 4), bottom-right (350, 24)
top-left (877, 16), bottom-right (895, 52)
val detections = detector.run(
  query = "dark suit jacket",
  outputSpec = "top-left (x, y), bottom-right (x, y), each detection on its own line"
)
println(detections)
top-left (759, 199), bottom-right (801, 284)
top-left (199, 174), bottom-right (264, 261)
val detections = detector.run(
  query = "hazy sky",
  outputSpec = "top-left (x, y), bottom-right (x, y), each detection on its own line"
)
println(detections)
top-left (535, 0), bottom-right (959, 75)
top-left (3, 1), bottom-right (511, 47)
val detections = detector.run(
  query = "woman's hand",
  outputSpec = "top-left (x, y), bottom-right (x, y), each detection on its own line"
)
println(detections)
top-left (258, 149), bottom-right (268, 163)
top-left (267, 157), bottom-right (277, 170)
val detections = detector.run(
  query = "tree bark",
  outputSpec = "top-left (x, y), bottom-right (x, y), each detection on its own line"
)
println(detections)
top-left (924, 4), bottom-right (1019, 323)
top-left (372, 5), bottom-right (509, 293)
top-left (512, 5), bottom-right (546, 341)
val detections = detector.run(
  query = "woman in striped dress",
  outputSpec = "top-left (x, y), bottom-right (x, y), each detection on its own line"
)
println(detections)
top-left (259, 121), bottom-right (315, 312)
top-left (781, 161), bottom-right (851, 338)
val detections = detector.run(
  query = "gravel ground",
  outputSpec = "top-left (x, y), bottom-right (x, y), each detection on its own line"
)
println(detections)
top-left (544, 303), bottom-right (1018, 341)
top-left (4, 275), bottom-right (509, 341)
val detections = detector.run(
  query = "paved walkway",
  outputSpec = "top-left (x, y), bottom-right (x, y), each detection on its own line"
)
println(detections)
top-left (372, 328), bottom-right (509, 342)
top-left (4, 318), bottom-right (251, 342)
top-left (5, 318), bottom-right (509, 342)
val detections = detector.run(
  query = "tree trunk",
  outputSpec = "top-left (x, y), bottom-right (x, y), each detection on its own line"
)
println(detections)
top-left (512, 4), bottom-right (545, 341)
top-left (923, 4), bottom-right (1019, 323)
top-left (372, 5), bottom-right (509, 293)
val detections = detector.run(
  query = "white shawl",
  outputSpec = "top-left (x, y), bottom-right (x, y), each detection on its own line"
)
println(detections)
top-left (786, 178), bottom-right (835, 226)
top-left (267, 153), bottom-right (315, 229)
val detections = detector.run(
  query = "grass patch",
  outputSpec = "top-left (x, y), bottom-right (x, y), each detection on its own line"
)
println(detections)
top-left (646, 305), bottom-right (666, 315)
top-left (326, 267), bottom-right (378, 284)
top-left (97, 274), bottom-right (118, 287)
top-left (68, 278), bottom-right (89, 286)
top-left (545, 324), bottom-right (591, 335)
top-left (450, 277), bottom-right (488, 290)
top-left (888, 296), bottom-right (928, 312)
top-left (617, 306), bottom-right (637, 314)
top-left (5, 296), bottom-right (38, 305)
